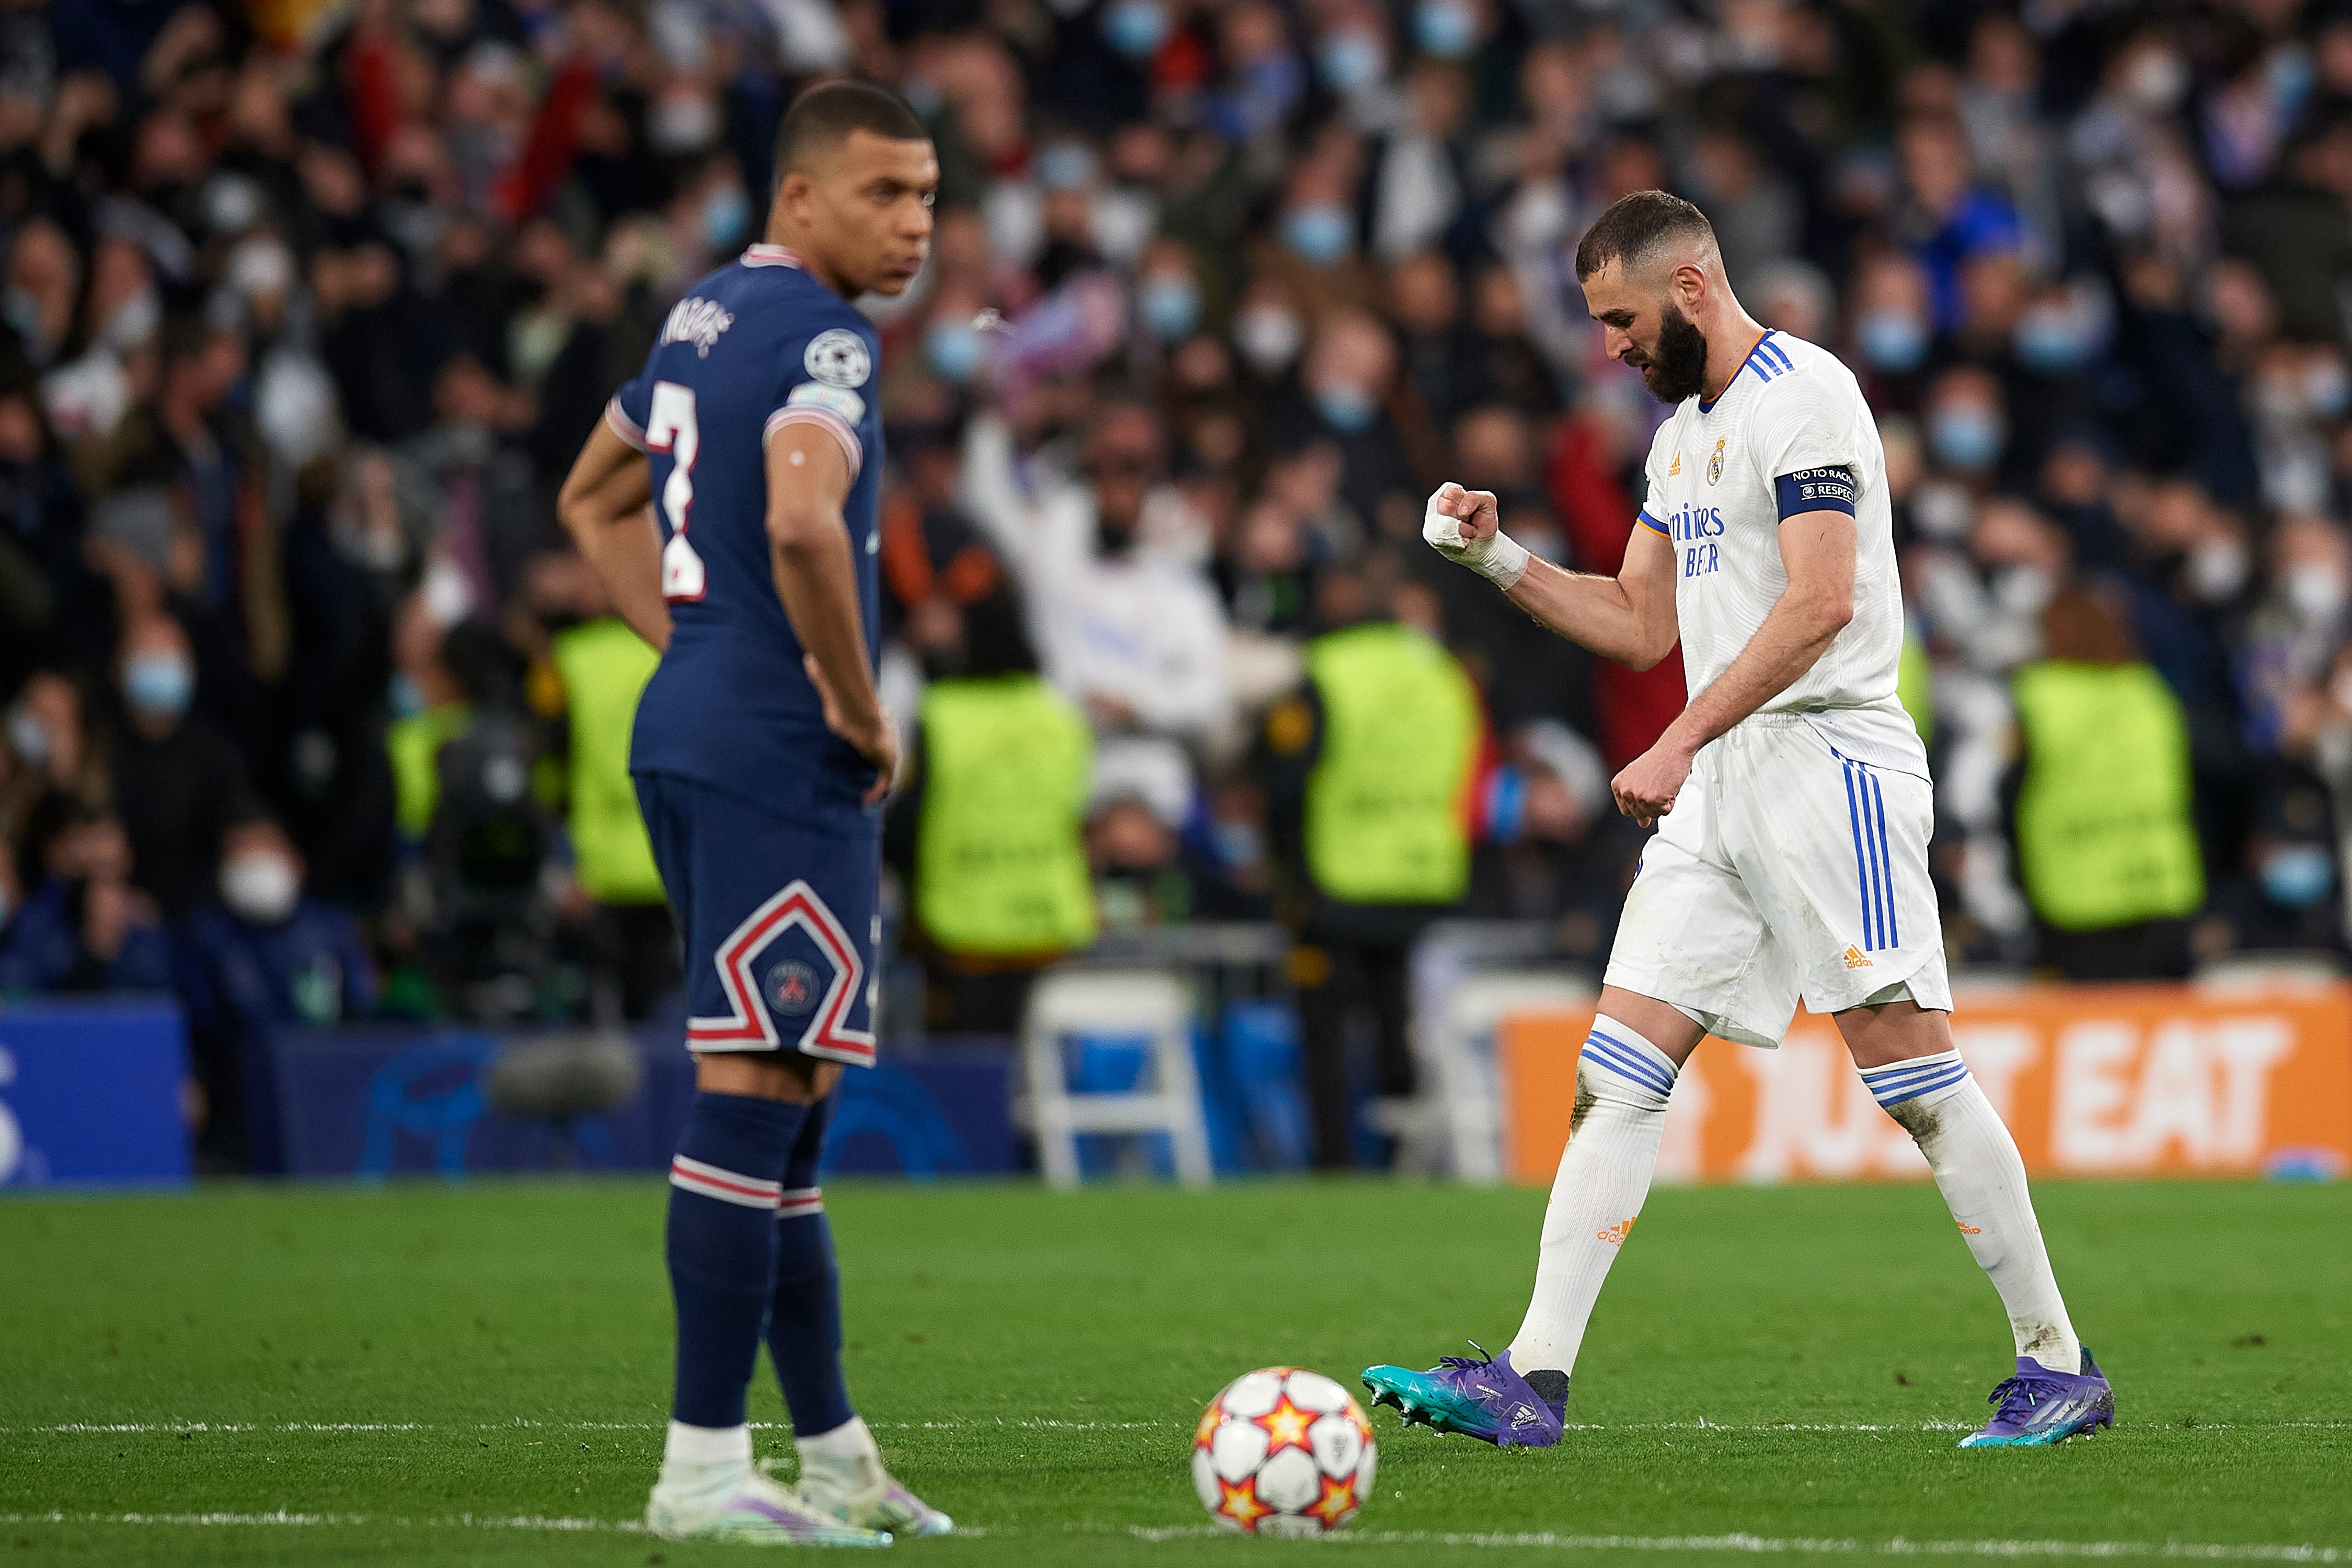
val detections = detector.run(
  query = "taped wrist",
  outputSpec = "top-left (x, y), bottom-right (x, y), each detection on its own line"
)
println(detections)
top-left (1466, 531), bottom-right (1530, 590)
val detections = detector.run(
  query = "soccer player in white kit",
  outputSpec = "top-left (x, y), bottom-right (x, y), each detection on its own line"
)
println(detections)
top-left (1359, 191), bottom-right (2115, 1449)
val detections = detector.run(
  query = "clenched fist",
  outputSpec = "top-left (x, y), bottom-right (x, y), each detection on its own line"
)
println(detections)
top-left (1422, 483), bottom-right (1530, 589)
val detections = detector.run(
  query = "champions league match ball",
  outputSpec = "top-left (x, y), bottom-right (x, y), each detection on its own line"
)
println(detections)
top-left (1191, 1367), bottom-right (1378, 1536)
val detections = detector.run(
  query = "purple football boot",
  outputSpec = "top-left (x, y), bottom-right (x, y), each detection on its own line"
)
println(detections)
top-left (1360, 1343), bottom-right (1564, 1449)
top-left (1958, 1344), bottom-right (2115, 1447)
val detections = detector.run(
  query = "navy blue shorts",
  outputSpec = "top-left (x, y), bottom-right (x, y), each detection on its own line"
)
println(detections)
top-left (633, 771), bottom-right (879, 1067)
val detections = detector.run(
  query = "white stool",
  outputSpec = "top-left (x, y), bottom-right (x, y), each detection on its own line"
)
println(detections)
top-left (1017, 968), bottom-right (1214, 1189)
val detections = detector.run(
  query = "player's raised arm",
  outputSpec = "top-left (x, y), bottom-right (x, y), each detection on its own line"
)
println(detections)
top-left (764, 420), bottom-right (896, 806)
top-left (1422, 482), bottom-right (1680, 671)
top-left (557, 417), bottom-right (669, 652)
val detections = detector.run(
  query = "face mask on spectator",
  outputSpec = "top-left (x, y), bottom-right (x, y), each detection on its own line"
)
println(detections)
top-left (1413, 0), bottom-right (1477, 59)
top-left (1928, 406), bottom-right (2002, 471)
top-left (651, 94), bottom-right (722, 155)
top-left (1856, 309), bottom-right (1928, 373)
top-left (2286, 564), bottom-right (2347, 624)
top-left (1990, 562), bottom-right (2055, 616)
top-left (2259, 843), bottom-right (2335, 908)
top-left (1279, 203), bottom-right (1354, 266)
top-left (1233, 305), bottom-right (1302, 373)
top-left (1035, 144), bottom-right (1096, 192)
top-left (1102, 0), bottom-right (1168, 59)
top-left (1319, 29), bottom-right (1385, 93)
top-left (7, 702), bottom-right (49, 767)
top-left (2013, 308), bottom-right (2096, 377)
top-left (102, 286), bottom-right (161, 354)
top-left (1314, 382), bottom-right (1378, 432)
top-left (3, 288), bottom-right (51, 363)
top-left (2126, 49), bottom-right (2187, 111)
top-left (2188, 537), bottom-right (2249, 602)
top-left (702, 186), bottom-right (752, 254)
top-left (221, 851), bottom-right (301, 925)
top-left (1139, 274), bottom-right (1200, 340)
top-left (925, 320), bottom-right (984, 384)
top-left (1908, 481), bottom-right (1972, 542)
top-left (123, 652), bottom-right (193, 719)
top-left (2307, 361), bottom-right (2349, 420)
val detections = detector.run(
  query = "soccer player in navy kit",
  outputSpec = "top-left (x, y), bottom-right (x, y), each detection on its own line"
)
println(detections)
top-left (558, 83), bottom-right (948, 1546)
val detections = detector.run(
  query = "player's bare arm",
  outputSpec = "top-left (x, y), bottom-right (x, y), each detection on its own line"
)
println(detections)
top-left (1610, 507), bottom-right (1854, 826)
top-left (765, 420), bottom-right (896, 806)
top-left (1425, 482), bottom-right (1679, 670)
top-left (556, 418), bottom-right (670, 652)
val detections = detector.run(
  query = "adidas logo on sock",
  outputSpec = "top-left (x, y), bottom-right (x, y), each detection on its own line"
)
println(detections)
top-left (1595, 1217), bottom-right (1638, 1247)
top-left (1956, 1220), bottom-right (1983, 1235)
top-left (1843, 945), bottom-right (1874, 969)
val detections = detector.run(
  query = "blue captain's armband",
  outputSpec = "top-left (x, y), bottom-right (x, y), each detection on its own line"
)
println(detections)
top-left (1775, 467), bottom-right (1857, 519)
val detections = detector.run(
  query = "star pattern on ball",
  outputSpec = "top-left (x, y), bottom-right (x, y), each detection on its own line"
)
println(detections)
top-left (1215, 1475), bottom-right (1273, 1530)
top-left (1307, 1472), bottom-right (1360, 1529)
top-left (1252, 1393), bottom-right (1316, 1456)
top-left (1193, 1401), bottom-right (1221, 1451)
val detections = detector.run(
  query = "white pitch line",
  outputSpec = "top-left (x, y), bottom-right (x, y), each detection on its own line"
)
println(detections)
top-left (1124, 1526), bottom-right (2352, 1562)
top-left (0, 1511), bottom-right (640, 1535)
top-left (7, 1512), bottom-right (2338, 1564)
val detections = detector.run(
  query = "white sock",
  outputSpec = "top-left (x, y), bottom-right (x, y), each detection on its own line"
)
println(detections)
top-left (1860, 1050), bottom-right (2082, 1374)
top-left (1507, 1016), bottom-right (1676, 1385)
top-left (661, 1420), bottom-right (751, 1485)
top-left (796, 1413), bottom-right (881, 1492)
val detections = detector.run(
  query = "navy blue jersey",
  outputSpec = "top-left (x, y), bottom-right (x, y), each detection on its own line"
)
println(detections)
top-left (607, 243), bottom-right (885, 826)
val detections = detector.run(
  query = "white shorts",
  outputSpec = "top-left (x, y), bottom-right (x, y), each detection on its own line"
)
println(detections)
top-left (1604, 714), bottom-right (1951, 1048)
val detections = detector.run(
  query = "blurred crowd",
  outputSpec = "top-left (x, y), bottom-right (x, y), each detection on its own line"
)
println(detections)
top-left (9, 0), bottom-right (2352, 1162)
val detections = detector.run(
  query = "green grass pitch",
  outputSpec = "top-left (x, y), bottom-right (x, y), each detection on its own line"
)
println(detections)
top-left (2, 1177), bottom-right (2348, 1566)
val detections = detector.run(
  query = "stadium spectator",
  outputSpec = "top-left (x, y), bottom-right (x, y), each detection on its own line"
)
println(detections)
top-left (0, 804), bottom-right (172, 995)
top-left (526, 548), bottom-right (675, 1023)
top-left (108, 612), bottom-right (254, 920)
top-left (889, 589), bottom-right (1094, 1034)
top-left (959, 393), bottom-right (1232, 806)
top-left (182, 815), bottom-right (378, 1167)
top-left (1262, 564), bottom-right (1480, 1168)
top-left (2008, 586), bottom-right (2206, 979)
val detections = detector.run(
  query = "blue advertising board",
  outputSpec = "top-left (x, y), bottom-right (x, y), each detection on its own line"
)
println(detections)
top-left (0, 1000), bottom-right (190, 1189)
top-left (269, 1027), bottom-right (1015, 1181)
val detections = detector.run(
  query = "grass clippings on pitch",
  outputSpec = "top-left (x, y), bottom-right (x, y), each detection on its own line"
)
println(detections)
top-left (1, 1176), bottom-right (2347, 1566)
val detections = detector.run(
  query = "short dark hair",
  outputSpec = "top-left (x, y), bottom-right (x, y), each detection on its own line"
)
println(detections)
top-left (1573, 190), bottom-right (1718, 282)
top-left (774, 80), bottom-right (928, 178)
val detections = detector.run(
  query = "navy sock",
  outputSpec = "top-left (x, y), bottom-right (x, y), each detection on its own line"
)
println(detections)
top-left (768, 1090), bottom-right (852, 1436)
top-left (665, 1091), bottom-right (808, 1430)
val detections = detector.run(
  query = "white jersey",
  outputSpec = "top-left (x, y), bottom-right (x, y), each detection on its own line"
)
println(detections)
top-left (1637, 329), bottom-right (1927, 778)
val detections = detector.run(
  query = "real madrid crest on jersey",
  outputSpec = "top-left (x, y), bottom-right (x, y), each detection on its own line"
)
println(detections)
top-left (1707, 437), bottom-right (1726, 485)
top-left (804, 328), bottom-right (871, 389)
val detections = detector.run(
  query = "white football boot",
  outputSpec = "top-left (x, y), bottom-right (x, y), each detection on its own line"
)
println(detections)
top-left (793, 1418), bottom-right (954, 1538)
top-left (645, 1459), bottom-right (893, 1546)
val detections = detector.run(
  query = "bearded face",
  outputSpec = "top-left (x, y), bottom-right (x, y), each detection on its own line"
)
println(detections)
top-left (1625, 299), bottom-right (1712, 405)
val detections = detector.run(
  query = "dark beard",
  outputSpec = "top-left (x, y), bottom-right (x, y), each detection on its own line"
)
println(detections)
top-left (1629, 303), bottom-right (1712, 404)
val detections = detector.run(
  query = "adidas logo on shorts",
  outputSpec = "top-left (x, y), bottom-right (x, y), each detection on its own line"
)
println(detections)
top-left (1843, 945), bottom-right (1874, 969)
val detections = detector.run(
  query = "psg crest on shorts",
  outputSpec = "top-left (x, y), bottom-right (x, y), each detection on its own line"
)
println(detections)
top-left (766, 959), bottom-right (822, 1017)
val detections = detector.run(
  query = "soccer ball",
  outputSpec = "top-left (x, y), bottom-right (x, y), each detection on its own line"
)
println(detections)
top-left (1191, 1367), bottom-right (1377, 1536)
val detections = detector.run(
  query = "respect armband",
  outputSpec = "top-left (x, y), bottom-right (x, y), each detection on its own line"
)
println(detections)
top-left (1774, 466), bottom-right (1857, 520)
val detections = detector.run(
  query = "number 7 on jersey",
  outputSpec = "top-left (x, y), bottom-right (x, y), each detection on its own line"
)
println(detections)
top-left (645, 381), bottom-right (706, 603)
